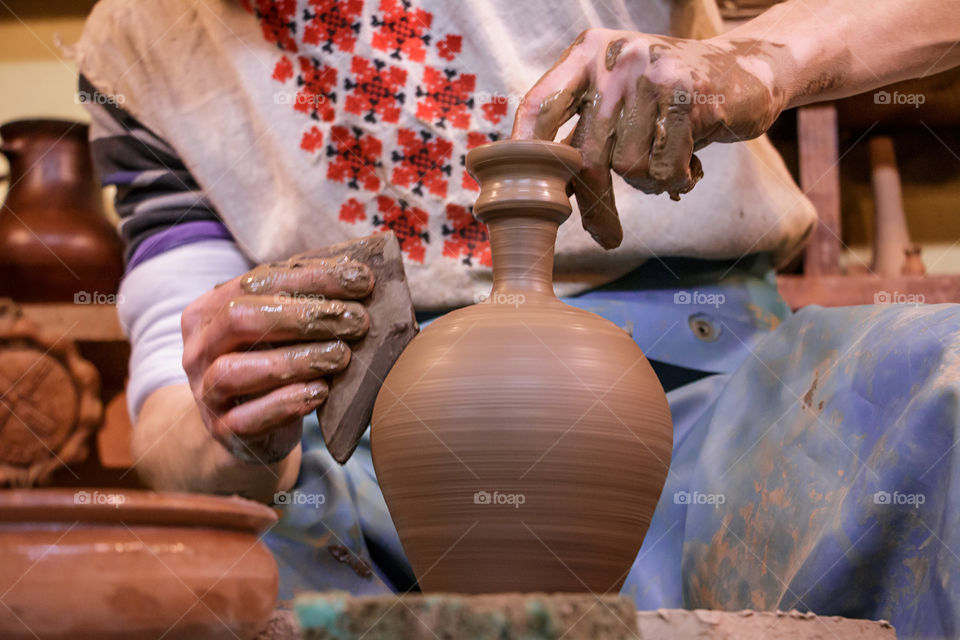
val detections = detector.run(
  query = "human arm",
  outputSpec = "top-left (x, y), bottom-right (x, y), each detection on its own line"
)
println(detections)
top-left (129, 250), bottom-right (371, 503)
top-left (512, 0), bottom-right (960, 248)
top-left (83, 77), bottom-right (370, 502)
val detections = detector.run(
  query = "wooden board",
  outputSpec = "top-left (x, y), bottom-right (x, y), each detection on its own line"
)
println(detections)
top-left (18, 303), bottom-right (126, 343)
top-left (778, 274), bottom-right (960, 309)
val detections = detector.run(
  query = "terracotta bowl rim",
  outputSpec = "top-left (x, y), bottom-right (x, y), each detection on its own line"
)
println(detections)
top-left (0, 488), bottom-right (277, 533)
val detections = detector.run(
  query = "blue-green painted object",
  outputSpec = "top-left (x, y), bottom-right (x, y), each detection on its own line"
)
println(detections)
top-left (263, 257), bottom-right (960, 639)
top-left (294, 593), bottom-right (349, 638)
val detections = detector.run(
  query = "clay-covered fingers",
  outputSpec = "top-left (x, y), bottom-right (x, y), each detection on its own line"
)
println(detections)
top-left (240, 257), bottom-right (374, 299)
top-left (569, 89), bottom-right (623, 249)
top-left (181, 257), bottom-right (372, 340)
top-left (512, 29), bottom-right (599, 141)
top-left (200, 341), bottom-right (350, 409)
top-left (216, 380), bottom-right (329, 439)
top-left (193, 295), bottom-right (368, 361)
top-left (207, 379), bottom-right (328, 463)
top-left (610, 76), bottom-right (658, 193)
top-left (648, 88), bottom-right (703, 200)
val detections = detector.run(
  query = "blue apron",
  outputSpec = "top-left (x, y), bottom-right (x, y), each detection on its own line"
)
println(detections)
top-left (264, 256), bottom-right (960, 639)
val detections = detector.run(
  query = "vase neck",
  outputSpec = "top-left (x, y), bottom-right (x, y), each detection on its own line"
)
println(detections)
top-left (488, 213), bottom-right (558, 297)
top-left (466, 140), bottom-right (582, 300)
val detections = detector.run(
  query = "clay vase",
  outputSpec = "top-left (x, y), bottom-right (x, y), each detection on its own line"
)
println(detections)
top-left (0, 119), bottom-right (124, 302)
top-left (371, 140), bottom-right (673, 593)
top-left (0, 489), bottom-right (278, 639)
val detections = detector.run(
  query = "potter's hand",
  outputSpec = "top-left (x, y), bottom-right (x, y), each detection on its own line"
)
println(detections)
top-left (181, 257), bottom-right (372, 463)
top-left (512, 29), bottom-right (791, 248)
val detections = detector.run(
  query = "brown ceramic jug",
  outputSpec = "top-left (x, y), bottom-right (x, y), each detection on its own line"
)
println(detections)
top-left (0, 119), bottom-right (123, 302)
top-left (371, 140), bottom-right (673, 593)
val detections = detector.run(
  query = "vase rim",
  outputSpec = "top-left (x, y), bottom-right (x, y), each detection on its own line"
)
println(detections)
top-left (0, 118), bottom-right (88, 141)
top-left (466, 140), bottom-right (582, 224)
top-left (466, 139), bottom-right (582, 175)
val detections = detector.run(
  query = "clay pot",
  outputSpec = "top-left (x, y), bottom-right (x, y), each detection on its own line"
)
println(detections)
top-left (0, 119), bottom-right (124, 302)
top-left (0, 489), bottom-right (278, 639)
top-left (0, 300), bottom-right (102, 487)
top-left (371, 140), bottom-right (673, 593)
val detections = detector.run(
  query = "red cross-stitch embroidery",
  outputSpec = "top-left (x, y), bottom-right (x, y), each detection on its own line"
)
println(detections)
top-left (300, 126), bottom-right (324, 153)
top-left (436, 34), bottom-right (462, 61)
top-left (373, 195), bottom-right (429, 262)
top-left (251, 0), bottom-right (298, 52)
top-left (481, 97), bottom-right (509, 125)
top-left (460, 131), bottom-right (500, 190)
top-left (339, 197), bottom-right (367, 223)
top-left (326, 125), bottom-right (383, 191)
top-left (391, 128), bottom-right (453, 198)
top-left (442, 203), bottom-right (491, 267)
top-left (416, 66), bottom-right (475, 130)
top-left (272, 56), bottom-right (294, 82)
top-left (344, 56), bottom-right (407, 124)
top-left (303, 0), bottom-right (364, 53)
top-left (295, 57), bottom-right (337, 121)
top-left (371, 0), bottom-right (432, 63)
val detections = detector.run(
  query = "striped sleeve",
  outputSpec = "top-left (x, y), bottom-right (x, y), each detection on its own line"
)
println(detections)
top-left (80, 74), bottom-right (233, 269)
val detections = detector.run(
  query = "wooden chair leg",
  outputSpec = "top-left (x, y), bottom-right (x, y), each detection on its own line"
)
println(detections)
top-left (797, 104), bottom-right (843, 276)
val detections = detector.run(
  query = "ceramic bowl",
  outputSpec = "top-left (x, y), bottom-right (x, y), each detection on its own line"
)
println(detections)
top-left (0, 488), bottom-right (278, 639)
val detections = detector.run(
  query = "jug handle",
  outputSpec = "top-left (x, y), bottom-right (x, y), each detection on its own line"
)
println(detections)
top-left (0, 141), bottom-right (13, 183)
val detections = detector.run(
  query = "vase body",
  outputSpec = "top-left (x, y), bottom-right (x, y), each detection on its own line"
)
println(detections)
top-left (371, 141), bottom-right (672, 593)
top-left (0, 119), bottom-right (124, 302)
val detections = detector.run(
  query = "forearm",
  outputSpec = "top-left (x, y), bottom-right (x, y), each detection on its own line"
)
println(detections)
top-left (132, 384), bottom-right (301, 503)
top-left (721, 0), bottom-right (960, 108)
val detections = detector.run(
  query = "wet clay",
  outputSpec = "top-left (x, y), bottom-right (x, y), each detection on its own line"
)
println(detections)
top-left (240, 257), bottom-right (374, 299)
top-left (297, 231), bottom-right (418, 463)
top-left (370, 140), bottom-right (673, 593)
top-left (513, 31), bottom-right (800, 214)
top-left (327, 544), bottom-right (373, 578)
top-left (605, 38), bottom-right (627, 71)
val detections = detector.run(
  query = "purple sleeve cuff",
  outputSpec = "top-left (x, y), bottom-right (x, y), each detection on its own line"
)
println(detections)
top-left (128, 221), bottom-right (235, 271)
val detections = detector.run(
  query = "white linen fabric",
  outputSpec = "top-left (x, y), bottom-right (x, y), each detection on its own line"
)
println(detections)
top-left (73, 0), bottom-right (815, 311)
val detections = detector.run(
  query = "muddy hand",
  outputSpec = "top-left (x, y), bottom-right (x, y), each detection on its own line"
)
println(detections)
top-left (182, 257), bottom-right (373, 464)
top-left (513, 29), bottom-right (792, 249)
